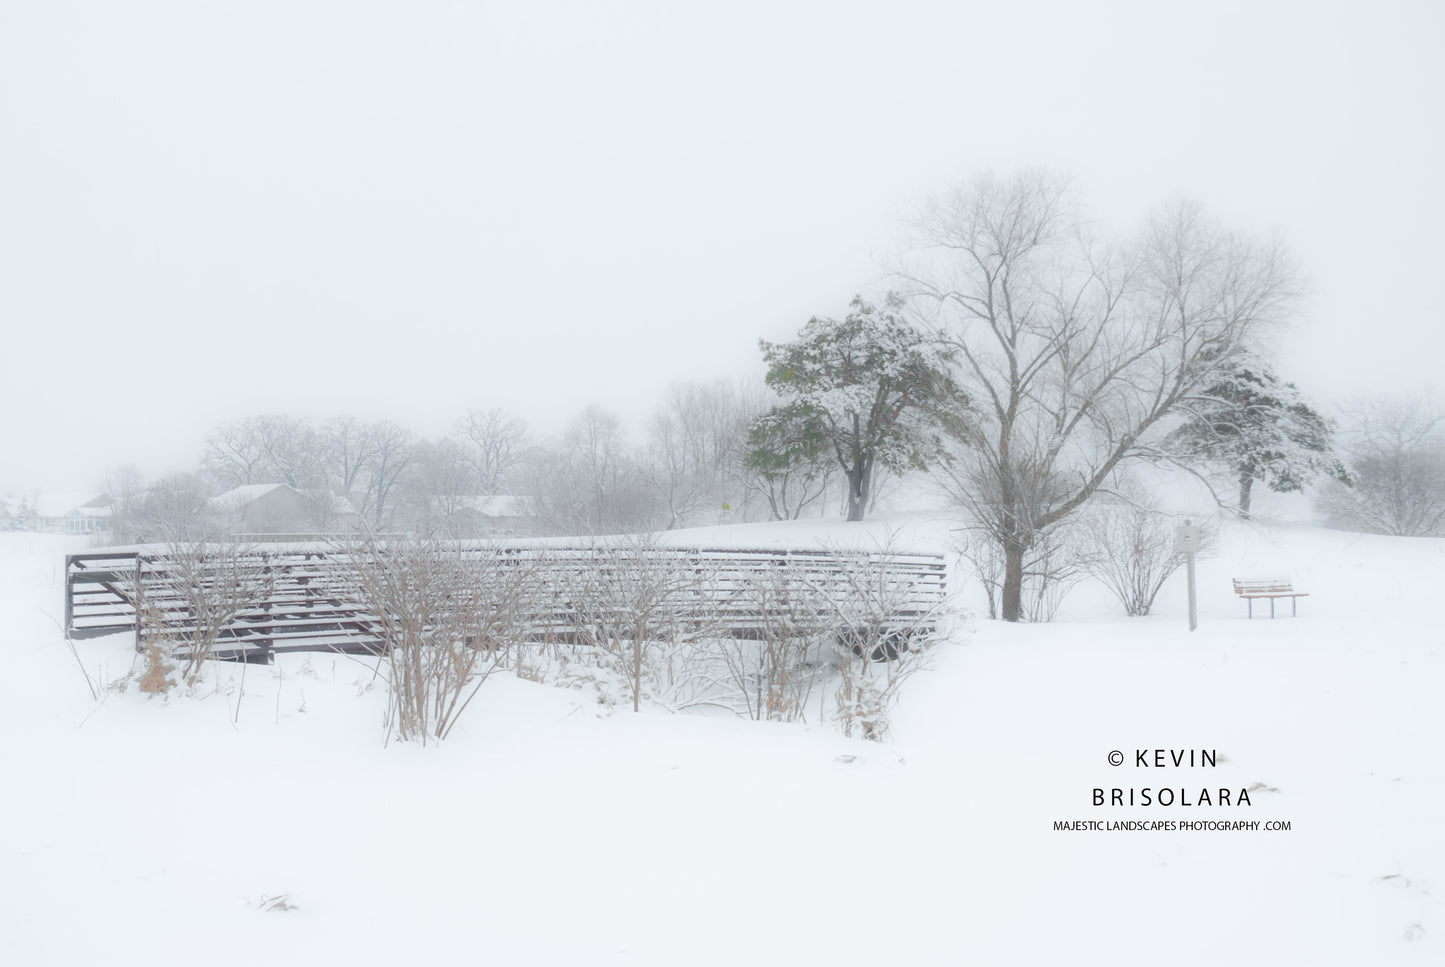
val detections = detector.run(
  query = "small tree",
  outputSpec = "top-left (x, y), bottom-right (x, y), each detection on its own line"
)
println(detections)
top-left (1317, 396), bottom-right (1445, 537)
top-left (12, 496), bottom-right (35, 532)
top-left (752, 295), bottom-right (959, 522)
top-left (1166, 358), bottom-right (1344, 517)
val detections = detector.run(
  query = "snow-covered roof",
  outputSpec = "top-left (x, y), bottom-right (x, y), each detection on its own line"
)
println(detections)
top-left (34, 493), bottom-right (114, 519)
top-left (455, 495), bottom-right (533, 517)
top-left (210, 483), bottom-right (293, 509)
top-left (327, 493), bottom-right (359, 516)
top-left (210, 484), bottom-right (359, 517)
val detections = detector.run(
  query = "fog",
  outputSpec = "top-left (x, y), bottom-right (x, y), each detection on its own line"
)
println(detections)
top-left (3, 0), bottom-right (1442, 493)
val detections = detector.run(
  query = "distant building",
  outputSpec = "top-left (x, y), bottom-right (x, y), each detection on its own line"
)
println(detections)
top-left (210, 484), bottom-right (360, 535)
top-left (33, 493), bottom-right (115, 534)
top-left (464, 494), bottom-right (535, 536)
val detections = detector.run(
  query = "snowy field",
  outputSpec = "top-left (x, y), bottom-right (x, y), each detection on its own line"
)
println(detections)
top-left (1, 511), bottom-right (1440, 966)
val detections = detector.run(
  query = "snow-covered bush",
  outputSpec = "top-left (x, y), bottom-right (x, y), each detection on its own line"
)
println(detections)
top-left (1079, 498), bottom-right (1211, 617)
top-left (716, 567), bottom-right (832, 723)
top-left (1316, 395), bottom-right (1445, 537)
top-left (347, 536), bottom-right (533, 744)
top-left (555, 534), bottom-right (722, 713)
top-left (138, 538), bottom-right (276, 689)
top-left (821, 540), bottom-right (950, 740)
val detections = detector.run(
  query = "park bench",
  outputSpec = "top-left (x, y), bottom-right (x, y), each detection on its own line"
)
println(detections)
top-left (1232, 578), bottom-right (1308, 618)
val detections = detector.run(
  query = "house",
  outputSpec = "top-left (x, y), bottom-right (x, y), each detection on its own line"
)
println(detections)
top-left (30, 494), bottom-right (115, 535)
top-left (466, 494), bottom-right (535, 537)
top-left (415, 494), bottom-right (536, 537)
top-left (210, 484), bottom-right (360, 535)
top-left (0, 491), bottom-right (118, 534)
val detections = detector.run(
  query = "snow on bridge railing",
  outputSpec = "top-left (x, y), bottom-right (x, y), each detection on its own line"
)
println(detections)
top-left (64, 540), bottom-right (949, 661)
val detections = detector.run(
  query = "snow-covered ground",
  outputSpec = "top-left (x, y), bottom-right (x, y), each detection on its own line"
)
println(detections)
top-left (1, 512), bottom-right (1439, 966)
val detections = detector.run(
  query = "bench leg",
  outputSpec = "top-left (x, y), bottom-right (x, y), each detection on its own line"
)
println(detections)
top-left (1248, 599), bottom-right (1253, 619)
top-left (1271, 598), bottom-right (1276, 619)
top-left (1293, 597), bottom-right (1297, 617)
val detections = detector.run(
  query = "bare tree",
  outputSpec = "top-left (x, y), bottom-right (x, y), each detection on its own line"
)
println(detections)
top-left (1316, 395), bottom-right (1445, 536)
top-left (904, 170), bottom-right (1297, 620)
top-left (319, 416), bottom-right (379, 511)
top-left (105, 464), bottom-right (145, 514)
top-left (644, 386), bottom-right (715, 529)
top-left (104, 464), bottom-right (147, 542)
top-left (202, 420), bottom-right (270, 488)
top-left (457, 408), bottom-right (530, 496)
top-left (365, 420), bottom-right (416, 529)
top-left (202, 415), bottom-right (320, 489)
top-left (401, 437), bottom-right (478, 535)
top-left (527, 406), bottom-right (660, 535)
top-left (642, 381), bottom-right (759, 528)
top-left (142, 472), bottom-right (216, 542)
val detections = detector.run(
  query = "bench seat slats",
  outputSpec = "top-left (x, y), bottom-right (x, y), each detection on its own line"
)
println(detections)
top-left (1232, 578), bottom-right (1306, 618)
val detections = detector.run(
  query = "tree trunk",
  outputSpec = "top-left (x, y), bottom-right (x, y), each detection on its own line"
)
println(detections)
top-left (1238, 472), bottom-right (1254, 519)
top-left (1001, 540), bottom-right (1025, 622)
top-left (844, 453), bottom-right (872, 522)
top-left (846, 478), bottom-right (867, 521)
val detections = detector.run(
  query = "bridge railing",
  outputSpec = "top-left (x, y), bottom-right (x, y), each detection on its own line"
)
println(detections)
top-left (65, 540), bottom-right (949, 662)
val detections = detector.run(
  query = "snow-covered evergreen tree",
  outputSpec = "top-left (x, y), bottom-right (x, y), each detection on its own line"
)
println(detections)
top-left (749, 294), bottom-right (959, 521)
top-left (13, 496), bottom-right (35, 532)
top-left (1167, 359), bottom-right (1343, 516)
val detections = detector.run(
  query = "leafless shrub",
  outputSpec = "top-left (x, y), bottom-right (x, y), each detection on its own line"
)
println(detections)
top-left (1316, 395), bottom-right (1445, 537)
top-left (954, 524), bottom-right (1084, 622)
top-left (508, 536), bottom-right (955, 737)
top-left (346, 535), bottom-right (534, 744)
top-left (716, 566), bottom-right (832, 722)
top-left (1079, 497), bottom-right (1212, 617)
top-left (818, 540), bottom-right (952, 741)
top-left (557, 534), bottom-right (721, 712)
top-left (138, 539), bottom-right (276, 687)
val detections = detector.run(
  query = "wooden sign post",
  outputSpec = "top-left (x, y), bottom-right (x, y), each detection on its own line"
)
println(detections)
top-left (1175, 521), bottom-right (1202, 631)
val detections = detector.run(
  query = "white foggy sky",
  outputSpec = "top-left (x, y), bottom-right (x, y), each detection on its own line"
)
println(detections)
top-left (2, 0), bottom-right (1442, 493)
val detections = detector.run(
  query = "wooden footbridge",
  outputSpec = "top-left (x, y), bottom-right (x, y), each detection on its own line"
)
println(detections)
top-left (64, 540), bottom-right (949, 663)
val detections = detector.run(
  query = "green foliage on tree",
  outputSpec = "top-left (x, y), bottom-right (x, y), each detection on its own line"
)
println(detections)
top-left (1167, 359), bottom-right (1346, 516)
top-left (747, 295), bottom-right (959, 521)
